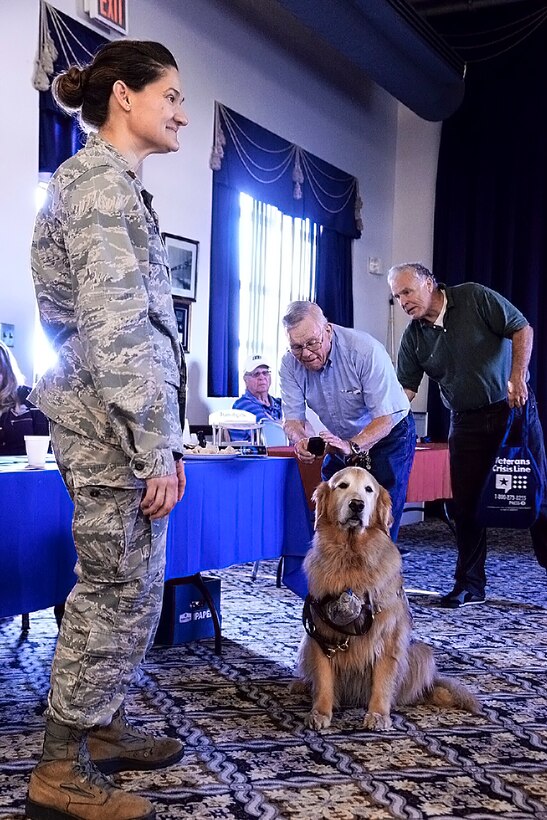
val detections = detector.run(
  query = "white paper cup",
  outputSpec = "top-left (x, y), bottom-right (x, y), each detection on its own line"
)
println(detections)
top-left (24, 435), bottom-right (51, 468)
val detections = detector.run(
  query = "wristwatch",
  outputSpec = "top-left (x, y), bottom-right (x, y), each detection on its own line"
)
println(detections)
top-left (349, 440), bottom-right (361, 456)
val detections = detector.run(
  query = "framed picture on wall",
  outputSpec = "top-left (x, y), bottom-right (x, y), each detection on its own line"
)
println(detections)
top-left (173, 297), bottom-right (191, 353)
top-left (162, 233), bottom-right (199, 301)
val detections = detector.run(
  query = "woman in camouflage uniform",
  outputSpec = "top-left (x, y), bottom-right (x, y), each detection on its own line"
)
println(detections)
top-left (27, 40), bottom-right (188, 820)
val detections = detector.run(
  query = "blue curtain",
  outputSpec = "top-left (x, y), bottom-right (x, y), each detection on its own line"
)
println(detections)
top-left (208, 184), bottom-right (241, 397)
top-left (208, 103), bottom-right (361, 397)
top-left (429, 5), bottom-right (547, 440)
top-left (316, 229), bottom-right (354, 330)
top-left (37, 4), bottom-right (107, 173)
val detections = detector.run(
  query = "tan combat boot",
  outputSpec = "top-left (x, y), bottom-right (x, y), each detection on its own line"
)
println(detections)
top-left (88, 705), bottom-right (184, 774)
top-left (26, 718), bottom-right (155, 820)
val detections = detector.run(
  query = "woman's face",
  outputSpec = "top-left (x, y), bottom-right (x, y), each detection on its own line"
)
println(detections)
top-left (127, 66), bottom-right (188, 157)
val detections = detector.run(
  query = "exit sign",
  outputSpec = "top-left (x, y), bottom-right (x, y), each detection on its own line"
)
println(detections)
top-left (84, 0), bottom-right (128, 35)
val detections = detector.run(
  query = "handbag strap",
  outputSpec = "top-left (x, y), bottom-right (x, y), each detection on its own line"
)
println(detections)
top-left (501, 401), bottom-right (530, 448)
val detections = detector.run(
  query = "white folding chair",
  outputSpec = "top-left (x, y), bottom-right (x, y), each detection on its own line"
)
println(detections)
top-left (209, 410), bottom-right (262, 447)
top-left (260, 420), bottom-right (288, 446)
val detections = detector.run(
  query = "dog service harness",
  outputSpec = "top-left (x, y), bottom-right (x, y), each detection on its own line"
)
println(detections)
top-left (302, 589), bottom-right (379, 659)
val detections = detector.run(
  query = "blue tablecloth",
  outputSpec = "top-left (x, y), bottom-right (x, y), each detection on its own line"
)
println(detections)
top-left (0, 459), bottom-right (75, 618)
top-left (0, 456), bottom-right (312, 618)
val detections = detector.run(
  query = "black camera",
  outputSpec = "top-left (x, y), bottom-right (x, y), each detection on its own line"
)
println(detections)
top-left (307, 437), bottom-right (326, 456)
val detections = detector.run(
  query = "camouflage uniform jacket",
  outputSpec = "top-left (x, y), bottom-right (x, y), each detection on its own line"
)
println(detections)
top-left (31, 134), bottom-right (186, 484)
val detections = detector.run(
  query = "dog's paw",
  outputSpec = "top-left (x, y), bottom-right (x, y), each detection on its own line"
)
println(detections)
top-left (363, 711), bottom-right (393, 731)
top-left (289, 679), bottom-right (310, 695)
top-left (306, 709), bottom-right (332, 730)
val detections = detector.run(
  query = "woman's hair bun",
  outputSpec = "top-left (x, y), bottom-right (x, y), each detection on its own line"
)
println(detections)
top-left (52, 65), bottom-right (88, 111)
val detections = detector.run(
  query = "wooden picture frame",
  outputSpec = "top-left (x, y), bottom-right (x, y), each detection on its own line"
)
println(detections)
top-left (173, 297), bottom-right (191, 354)
top-left (162, 233), bottom-right (199, 301)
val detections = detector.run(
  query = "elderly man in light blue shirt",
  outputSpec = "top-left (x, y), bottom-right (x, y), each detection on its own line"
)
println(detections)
top-left (280, 301), bottom-right (416, 543)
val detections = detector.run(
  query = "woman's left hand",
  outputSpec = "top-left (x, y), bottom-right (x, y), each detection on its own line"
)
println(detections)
top-left (176, 459), bottom-right (186, 501)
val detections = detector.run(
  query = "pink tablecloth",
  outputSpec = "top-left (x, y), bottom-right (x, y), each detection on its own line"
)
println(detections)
top-left (406, 443), bottom-right (452, 502)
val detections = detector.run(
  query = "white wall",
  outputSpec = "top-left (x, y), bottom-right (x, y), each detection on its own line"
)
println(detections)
top-left (1, 0), bottom-right (439, 425)
top-left (0, 2), bottom-right (41, 385)
top-left (390, 104), bottom-right (442, 414)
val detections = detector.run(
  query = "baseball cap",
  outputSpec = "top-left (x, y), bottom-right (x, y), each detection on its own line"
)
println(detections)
top-left (243, 354), bottom-right (270, 374)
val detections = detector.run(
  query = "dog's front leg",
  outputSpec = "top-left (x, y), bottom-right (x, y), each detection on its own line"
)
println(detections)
top-left (306, 647), bottom-right (335, 730)
top-left (363, 651), bottom-right (400, 731)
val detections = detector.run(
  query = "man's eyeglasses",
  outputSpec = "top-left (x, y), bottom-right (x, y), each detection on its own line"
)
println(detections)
top-left (288, 331), bottom-right (326, 358)
top-left (247, 369), bottom-right (271, 378)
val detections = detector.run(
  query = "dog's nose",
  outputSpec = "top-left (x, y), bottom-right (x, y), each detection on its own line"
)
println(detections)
top-left (349, 499), bottom-right (365, 514)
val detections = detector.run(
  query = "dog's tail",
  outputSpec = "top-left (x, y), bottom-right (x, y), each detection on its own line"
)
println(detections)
top-left (427, 676), bottom-right (481, 714)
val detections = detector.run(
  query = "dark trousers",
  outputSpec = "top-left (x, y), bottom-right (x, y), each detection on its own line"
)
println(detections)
top-left (449, 392), bottom-right (547, 597)
top-left (321, 413), bottom-right (417, 542)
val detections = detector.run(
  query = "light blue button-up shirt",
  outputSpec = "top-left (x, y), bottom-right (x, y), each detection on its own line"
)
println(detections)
top-left (280, 325), bottom-right (409, 440)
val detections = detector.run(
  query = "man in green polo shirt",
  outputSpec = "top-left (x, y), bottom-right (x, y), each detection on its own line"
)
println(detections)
top-left (388, 262), bottom-right (547, 608)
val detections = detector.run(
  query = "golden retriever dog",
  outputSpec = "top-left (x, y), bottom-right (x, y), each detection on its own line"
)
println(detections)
top-left (292, 466), bottom-right (479, 731)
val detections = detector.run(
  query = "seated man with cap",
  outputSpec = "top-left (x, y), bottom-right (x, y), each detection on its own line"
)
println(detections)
top-left (230, 355), bottom-right (283, 442)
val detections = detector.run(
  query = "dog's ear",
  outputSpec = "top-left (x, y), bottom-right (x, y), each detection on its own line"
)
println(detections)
top-left (312, 481), bottom-right (329, 530)
top-left (373, 486), bottom-right (393, 535)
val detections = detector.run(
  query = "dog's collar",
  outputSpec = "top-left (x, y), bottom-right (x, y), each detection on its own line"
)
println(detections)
top-left (302, 592), bottom-right (377, 659)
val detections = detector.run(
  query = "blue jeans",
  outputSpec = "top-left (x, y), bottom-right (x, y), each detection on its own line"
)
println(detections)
top-left (449, 391), bottom-right (547, 597)
top-left (321, 413), bottom-right (417, 542)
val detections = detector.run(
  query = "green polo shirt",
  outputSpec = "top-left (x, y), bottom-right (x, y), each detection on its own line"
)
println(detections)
top-left (397, 282), bottom-right (528, 411)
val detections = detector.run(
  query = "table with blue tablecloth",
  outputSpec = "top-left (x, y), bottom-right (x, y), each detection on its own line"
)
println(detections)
top-left (0, 455), bottom-right (313, 621)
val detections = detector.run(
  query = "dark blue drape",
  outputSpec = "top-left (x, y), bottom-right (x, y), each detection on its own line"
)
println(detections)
top-left (208, 104), bottom-right (360, 397)
top-left (208, 184), bottom-right (241, 397)
top-left (38, 5), bottom-right (107, 173)
top-left (316, 229), bottom-right (354, 330)
top-left (212, 106), bottom-right (361, 238)
top-left (429, 5), bottom-right (547, 440)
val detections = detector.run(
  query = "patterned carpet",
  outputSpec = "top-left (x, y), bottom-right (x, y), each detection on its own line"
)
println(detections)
top-left (1, 519), bottom-right (547, 819)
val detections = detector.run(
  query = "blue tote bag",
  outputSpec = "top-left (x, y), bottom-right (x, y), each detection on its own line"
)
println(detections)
top-left (478, 402), bottom-right (543, 528)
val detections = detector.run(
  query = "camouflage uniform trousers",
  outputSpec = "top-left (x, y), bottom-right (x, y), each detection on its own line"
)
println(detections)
top-left (47, 421), bottom-right (168, 729)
